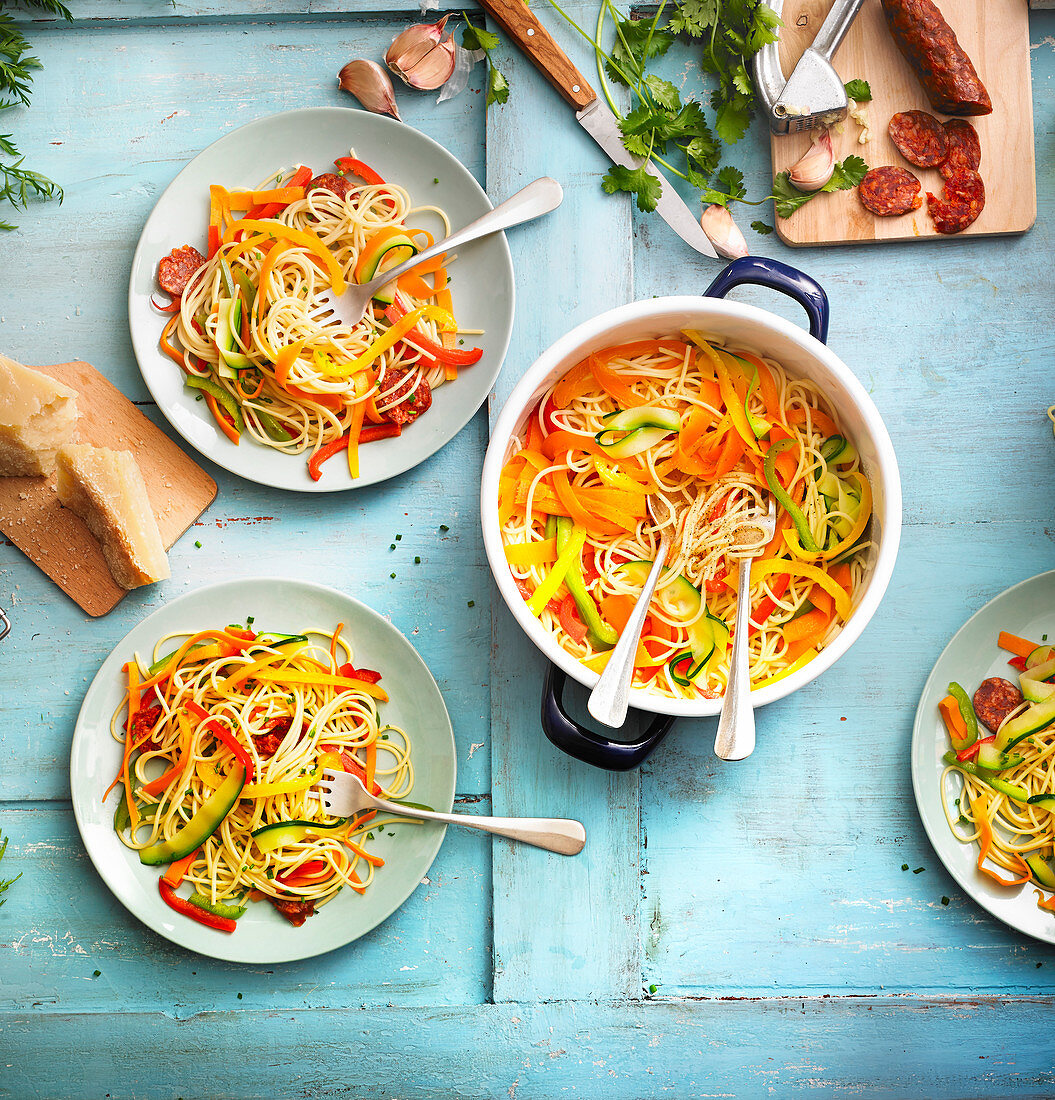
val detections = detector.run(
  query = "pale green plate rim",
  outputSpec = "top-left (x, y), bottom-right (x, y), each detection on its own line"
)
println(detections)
top-left (70, 578), bottom-right (456, 963)
top-left (910, 570), bottom-right (1055, 944)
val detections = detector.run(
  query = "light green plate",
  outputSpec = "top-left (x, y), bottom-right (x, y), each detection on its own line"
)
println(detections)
top-left (127, 106), bottom-right (515, 492)
top-left (70, 579), bottom-right (456, 963)
top-left (911, 570), bottom-right (1055, 943)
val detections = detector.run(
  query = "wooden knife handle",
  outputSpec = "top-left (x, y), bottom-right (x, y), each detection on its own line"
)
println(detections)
top-left (476, 0), bottom-right (596, 111)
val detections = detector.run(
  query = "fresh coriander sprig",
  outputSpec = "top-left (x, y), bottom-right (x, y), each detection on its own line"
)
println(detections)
top-left (771, 155), bottom-right (868, 218)
top-left (462, 15), bottom-right (510, 107)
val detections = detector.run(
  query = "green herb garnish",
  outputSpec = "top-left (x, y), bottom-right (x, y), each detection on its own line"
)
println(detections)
top-left (843, 78), bottom-right (872, 102)
top-left (771, 156), bottom-right (868, 219)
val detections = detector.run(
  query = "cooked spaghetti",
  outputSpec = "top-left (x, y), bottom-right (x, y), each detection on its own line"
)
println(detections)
top-left (105, 622), bottom-right (413, 931)
top-left (498, 331), bottom-right (873, 701)
top-left (939, 631), bottom-right (1055, 914)
top-left (155, 154), bottom-right (484, 481)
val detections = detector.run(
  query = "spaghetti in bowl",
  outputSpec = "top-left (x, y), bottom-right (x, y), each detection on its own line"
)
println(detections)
top-left (481, 294), bottom-right (901, 718)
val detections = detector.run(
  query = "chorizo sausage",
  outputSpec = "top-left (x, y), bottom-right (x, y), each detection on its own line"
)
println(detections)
top-left (889, 111), bottom-right (948, 168)
top-left (940, 119), bottom-right (981, 180)
top-left (972, 677), bottom-right (1023, 733)
top-left (926, 169), bottom-right (985, 234)
top-left (880, 0), bottom-right (992, 116)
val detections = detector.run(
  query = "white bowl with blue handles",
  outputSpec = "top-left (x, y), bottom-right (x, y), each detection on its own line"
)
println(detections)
top-left (479, 257), bottom-right (903, 770)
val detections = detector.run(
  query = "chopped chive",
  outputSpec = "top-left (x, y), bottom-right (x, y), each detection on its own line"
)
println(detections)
top-left (194, 541), bottom-right (202, 548)
top-left (648, 983), bottom-right (658, 993)
top-left (92, 969), bottom-right (101, 978)
top-left (439, 524), bottom-right (449, 532)
top-left (414, 556), bottom-right (421, 564)
top-left (467, 600), bottom-right (475, 608)
top-left (901, 863), bottom-right (909, 871)
top-left (237, 992), bottom-right (243, 1000)
top-left (389, 543), bottom-right (396, 551)
top-left (390, 572), bottom-right (396, 579)
top-left (941, 896), bottom-right (950, 906)
top-left (433, 177), bottom-right (439, 184)
top-left (913, 867), bottom-right (924, 874)
top-left (395, 534), bottom-right (402, 541)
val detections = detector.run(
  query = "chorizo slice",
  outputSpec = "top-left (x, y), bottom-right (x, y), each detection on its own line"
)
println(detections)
top-left (157, 245), bottom-right (206, 300)
top-left (973, 677), bottom-right (1023, 733)
top-left (889, 110), bottom-right (948, 168)
top-left (378, 367), bottom-right (432, 427)
top-left (940, 119), bottom-right (981, 180)
top-left (926, 169), bottom-right (985, 234)
top-left (307, 173), bottom-right (352, 200)
top-left (858, 166), bottom-right (923, 217)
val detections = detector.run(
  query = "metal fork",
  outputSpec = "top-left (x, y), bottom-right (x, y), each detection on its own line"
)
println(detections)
top-left (314, 176), bottom-right (564, 327)
top-left (714, 499), bottom-right (777, 762)
top-left (317, 769), bottom-right (586, 856)
top-left (587, 494), bottom-right (675, 728)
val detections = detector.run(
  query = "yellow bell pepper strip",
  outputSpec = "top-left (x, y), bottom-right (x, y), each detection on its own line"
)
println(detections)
top-left (248, 668), bottom-right (389, 702)
top-left (750, 558), bottom-right (852, 621)
top-left (346, 371), bottom-right (371, 479)
top-left (216, 645), bottom-right (311, 695)
top-left (686, 333), bottom-right (763, 455)
top-left (592, 455), bottom-right (650, 494)
top-left (504, 538), bottom-right (558, 567)
top-left (197, 750), bottom-right (346, 799)
top-left (763, 438), bottom-right (819, 553)
top-left (752, 648), bottom-right (818, 689)
top-left (970, 796), bottom-right (1032, 886)
top-left (555, 516), bottom-right (618, 648)
top-left (315, 306), bottom-right (440, 381)
top-left (225, 220), bottom-right (345, 293)
top-left (527, 524), bottom-right (586, 616)
top-left (784, 473), bottom-right (873, 562)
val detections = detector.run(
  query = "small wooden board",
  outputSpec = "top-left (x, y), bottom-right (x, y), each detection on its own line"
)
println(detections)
top-left (771, 0), bottom-right (1036, 246)
top-left (0, 361), bottom-right (217, 617)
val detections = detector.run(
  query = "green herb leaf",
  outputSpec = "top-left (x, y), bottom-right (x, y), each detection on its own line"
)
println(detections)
top-left (601, 164), bottom-right (663, 213)
top-left (771, 155), bottom-right (867, 218)
top-left (751, 220), bottom-right (773, 235)
top-left (487, 66), bottom-right (510, 107)
top-left (605, 15), bottom-right (675, 86)
top-left (461, 22), bottom-right (500, 52)
top-left (0, 829), bottom-right (22, 906)
top-left (843, 78), bottom-right (872, 102)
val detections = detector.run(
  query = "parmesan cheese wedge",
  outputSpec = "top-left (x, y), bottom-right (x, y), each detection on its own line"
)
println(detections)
top-left (56, 445), bottom-right (170, 590)
top-left (0, 354), bottom-right (79, 476)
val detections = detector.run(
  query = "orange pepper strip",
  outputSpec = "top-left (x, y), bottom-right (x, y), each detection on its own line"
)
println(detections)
top-left (782, 607), bottom-right (830, 647)
top-left (549, 468), bottom-right (620, 537)
top-left (121, 664), bottom-right (141, 830)
top-left (396, 271), bottom-right (435, 299)
top-left (346, 374), bottom-right (369, 480)
top-left (229, 220), bottom-right (344, 292)
top-left (809, 585), bottom-right (834, 619)
top-left (680, 405), bottom-right (719, 454)
top-left (274, 339), bottom-right (307, 391)
top-left (939, 695), bottom-right (967, 743)
top-left (365, 738), bottom-right (377, 793)
top-left (1037, 891), bottom-right (1055, 913)
top-left (159, 316), bottom-right (185, 368)
top-left (226, 187), bottom-right (305, 209)
top-left (997, 632), bottom-right (1038, 660)
top-left (162, 848), bottom-right (200, 889)
top-left (204, 392), bottom-right (240, 445)
top-left (971, 796), bottom-right (1032, 886)
top-left (829, 562), bottom-right (853, 596)
top-left (599, 339), bottom-right (690, 363)
top-left (788, 404), bottom-right (840, 439)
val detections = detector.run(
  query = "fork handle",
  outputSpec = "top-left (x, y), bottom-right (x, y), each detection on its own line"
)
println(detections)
top-left (714, 557), bottom-right (757, 761)
top-left (371, 795), bottom-right (586, 856)
top-left (361, 177), bottom-right (564, 297)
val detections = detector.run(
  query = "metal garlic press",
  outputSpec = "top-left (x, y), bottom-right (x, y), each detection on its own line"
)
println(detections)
top-left (755, 0), bottom-right (867, 134)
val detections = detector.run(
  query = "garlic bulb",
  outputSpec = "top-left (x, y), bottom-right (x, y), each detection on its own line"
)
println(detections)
top-left (338, 59), bottom-right (401, 120)
top-left (787, 129), bottom-right (835, 192)
top-left (700, 204), bottom-right (749, 260)
top-left (385, 15), bottom-right (457, 91)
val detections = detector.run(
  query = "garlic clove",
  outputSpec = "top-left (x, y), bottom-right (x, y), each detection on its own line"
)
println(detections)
top-left (787, 128), bottom-right (835, 192)
top-left (700, 204), bottom-right (749, 260)
top-left (385, 15), bottom-right (458, 92)
top-left (338, 59), bottom-right (401, 120)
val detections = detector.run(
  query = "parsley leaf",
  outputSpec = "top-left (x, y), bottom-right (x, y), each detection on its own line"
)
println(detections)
top-left (643, 75), bottom-right (680, 111)
top-left (701, 165), bottom-right (745, 207)
top-left (461, 22), bottom-right (500, 52)
top-left (0, 830), bottom-right (21, 906)
top-left (751, 220), bottom-right (773, 235)
top-left (667, 0), bottom-right (719, 37)
top-left (602, 164), bottom-right (663, 212)
top-left (843, 78), bottom-right (872, 103)
top-left (771, 155), bottom-right (868, 218)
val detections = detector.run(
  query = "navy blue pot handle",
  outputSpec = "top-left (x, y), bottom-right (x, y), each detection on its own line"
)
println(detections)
top-left (704, 255), bottom-right (830, 344)
top-left (541, 665), bottom-right (675, 771)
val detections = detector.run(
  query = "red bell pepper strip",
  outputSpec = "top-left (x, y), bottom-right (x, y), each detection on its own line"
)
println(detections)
top-left (158, 876), bottom-right (237, 932)
top-left (276, 858), bottom-right (330, 890)
top-left (186, 700), bottom-right (255, 782)
top-left (207, 224), bottom-right (220, 259)
top-left (306, 423), bottom-right (403, 481)
top-left (750, 572), bottom-right (791, 634)
top-left (1008, 656), bottom-right (1027, 672)
top-left (558, 594), bottom-right (588, 645)
top-left (957, 734), bottom-right (995, 762)
top-left (541, 396), bottom-right (561, 436)
top-left (337, 663), bottom-right (382, 685)
top-left (384, 301), bottom-right (483, 367)
top-left (334, 157), bottom-right (386, 186)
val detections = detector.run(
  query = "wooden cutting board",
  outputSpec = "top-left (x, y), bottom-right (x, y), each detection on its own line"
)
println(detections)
top-left (771, 0), bottom-right (1036, 246)
top-left (0, 361), bottom-right (217, 617)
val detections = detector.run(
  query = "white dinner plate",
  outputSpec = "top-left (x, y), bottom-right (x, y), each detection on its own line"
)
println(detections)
top-left (127, 107), bottom-right (515, 491)
top-left (70, 578), bottom-right (456, 963)
top-left (911, 570), bottom-right (1055, 943)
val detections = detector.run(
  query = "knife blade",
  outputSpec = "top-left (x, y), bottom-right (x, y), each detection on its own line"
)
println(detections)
top-left (575, 99), bottom-right (718, 259)
top-left (476, 0), bottom-right (719, 260)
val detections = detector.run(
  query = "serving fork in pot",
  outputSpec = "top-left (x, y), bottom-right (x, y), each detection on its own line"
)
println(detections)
top-left (714, 498), bottom-right (777, 762)
top-left (317, 769), bottom-right (586, 856)
top-left (314, 176), bottom-right (564, 327)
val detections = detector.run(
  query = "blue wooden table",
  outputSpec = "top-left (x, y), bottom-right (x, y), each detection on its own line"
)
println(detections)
top-left (2, 2), bottom-right (1054, 1096)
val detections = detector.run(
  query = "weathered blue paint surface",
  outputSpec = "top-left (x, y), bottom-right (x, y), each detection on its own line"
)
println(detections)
top-left (1, 2), bottom-right (1054, 1097)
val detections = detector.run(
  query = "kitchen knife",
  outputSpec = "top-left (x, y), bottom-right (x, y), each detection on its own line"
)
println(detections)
top-left (476, 0), bottom-right (719, 260)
